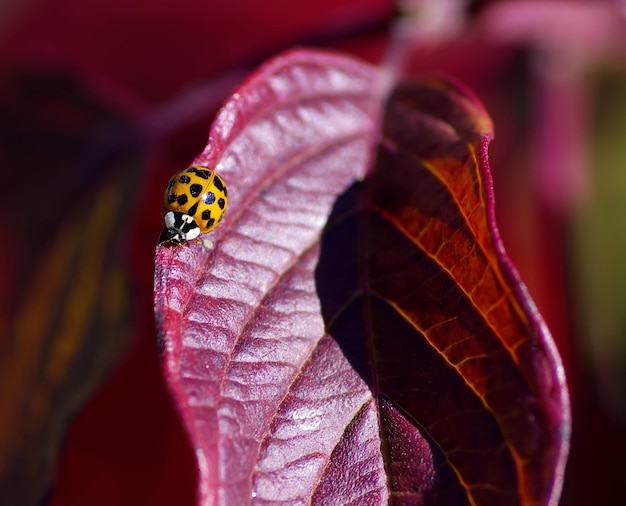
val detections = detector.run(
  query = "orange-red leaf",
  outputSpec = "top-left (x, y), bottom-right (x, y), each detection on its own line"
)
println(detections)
top-left (348, 78), bottom-right (569, 504)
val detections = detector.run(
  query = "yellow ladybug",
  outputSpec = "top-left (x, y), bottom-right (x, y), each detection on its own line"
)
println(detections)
top-left (162, 165), bottom-right (228, 244)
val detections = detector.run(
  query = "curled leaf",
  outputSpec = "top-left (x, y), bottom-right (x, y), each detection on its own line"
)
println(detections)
top-left (154, 49), bottom-right (570, 505)
top-left (353, 79), bottom-right (569, 504)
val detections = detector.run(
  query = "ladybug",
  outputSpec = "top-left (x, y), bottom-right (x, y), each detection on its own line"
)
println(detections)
top-left (162, 165), bottom-right (228, 244)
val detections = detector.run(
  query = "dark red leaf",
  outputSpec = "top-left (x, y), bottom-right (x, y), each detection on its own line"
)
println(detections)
top-left (0, 70), bottom-right (141, 504)
top-left (360, 79), bottom-right (570, 504)
top-left (154, 49), bottom-right (570, 505)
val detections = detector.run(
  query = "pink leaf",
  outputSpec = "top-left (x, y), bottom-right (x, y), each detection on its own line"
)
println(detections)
top-left (154, 48), bottom-right (389, 505)
top-left (154, 48), bottom-right (570, 505)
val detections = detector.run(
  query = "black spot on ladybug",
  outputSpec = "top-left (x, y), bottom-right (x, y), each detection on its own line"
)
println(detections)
top-left (206, 217), bottom-right (216, 229)
top-left (178, 175), bottom-right (191, 184)
top-left (177, 194), bottom-right (188, 206)
top-left (201, 209), bottom-right (212, 221)
top-left (218, 198), bottom-right (225, 210)
top-left (186, 166), bottom-right (208, 178)
top-left (213, 176), bottom-right (225, 192)
top-left (187, 203), bottom-right (199, 216)
top-left (166, 179), bottom-right (175, 189)
top-left (189, 168), bottom-right (211, 179)
top-left (224, 186), bottom-right (228, 197)
top-left (189, 184), bottom-right (202, 197)
top-left (203, 192), bottom-right (215, 205)
top-left (168, 193), bottom-right (178, 204)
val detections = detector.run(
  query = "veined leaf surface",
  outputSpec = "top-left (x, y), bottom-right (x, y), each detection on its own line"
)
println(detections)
top-left (154, 48), bottom-right (570, 506)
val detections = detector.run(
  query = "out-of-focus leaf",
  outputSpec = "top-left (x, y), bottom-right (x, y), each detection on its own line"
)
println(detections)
top-left (572, 73), bottom-right (626, 420)
top-left (154, 48), bottom-right (570, 505)
top-left (0, 70), bottom-right (141, 505)
top-left (0, 0), bottom-right (393, 103)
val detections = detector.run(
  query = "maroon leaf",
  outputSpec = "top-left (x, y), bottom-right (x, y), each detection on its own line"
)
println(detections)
top-left (154, 48), bottom-right (570, 505)
top-left (0, 69), bottom-right (140, 504)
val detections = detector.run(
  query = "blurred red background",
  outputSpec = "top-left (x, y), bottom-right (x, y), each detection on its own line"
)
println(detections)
top-left (1, 0), bottom-right (624, 504)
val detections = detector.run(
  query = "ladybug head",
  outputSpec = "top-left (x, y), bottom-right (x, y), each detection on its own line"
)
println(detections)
top-left (163, 210), bottom-right (200, 244)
